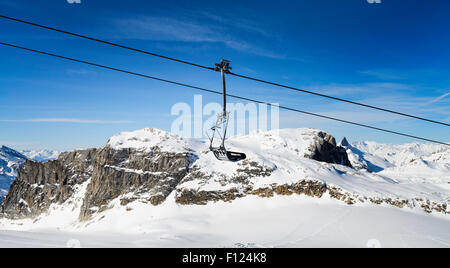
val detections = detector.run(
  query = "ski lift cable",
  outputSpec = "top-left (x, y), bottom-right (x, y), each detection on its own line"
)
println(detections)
top-left (1, 14), bottom-right (449, 128)
top-left (228, 72), bottom-right (450, 127)
top-left (0, 14), bottom-right (214, 71)
top-left (0, 41), bottom-right (449, 147)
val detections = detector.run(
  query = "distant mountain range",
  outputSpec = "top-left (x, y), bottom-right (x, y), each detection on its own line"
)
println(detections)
top-left (20, 149), bottom-right (60, 162)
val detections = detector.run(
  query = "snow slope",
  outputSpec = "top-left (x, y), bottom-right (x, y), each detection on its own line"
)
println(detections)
top-left (0, 194), bottom-right (448, 248)
top-left (107, 127), bottom-right (190, 153)
top-left (0, 128), bottom-right (448, 247)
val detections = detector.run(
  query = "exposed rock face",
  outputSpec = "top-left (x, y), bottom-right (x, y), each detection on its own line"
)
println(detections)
top-left (306, 132), bottom-right (352, 168)
top-left (1, 149), bottom-right (95, 219)
top-left (1, 145), bottom-right (193, 221)
top-left (176, 180), bottom-right (328, 205)
top-left (79, 146), bottom-right (192, 221)
top-left (339, 137), bottom-right (350, 147)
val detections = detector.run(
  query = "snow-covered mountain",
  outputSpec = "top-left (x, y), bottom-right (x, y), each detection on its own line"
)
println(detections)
top-left (0, 147), bottom-right (60, 200)
top-left (20, 150), bottom-right (60, 162)
top-left (0, 146), bottom-right (27, 200)
top-left (342, 139), bottom-right (450, 185)
top-left (0, 127), bottom-right (448, 247)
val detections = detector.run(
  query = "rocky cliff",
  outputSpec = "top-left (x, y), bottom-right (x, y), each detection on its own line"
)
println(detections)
top-left (1, 149), bottom-right (95, 219)
top-left (0, 127), bottom-right (447, 222)
top-left (79, 146), bottom-right (193, 221)
top-left (0, 146), bottom-right (27, 201)
top-left (0, 146), bottom-right (60, 202)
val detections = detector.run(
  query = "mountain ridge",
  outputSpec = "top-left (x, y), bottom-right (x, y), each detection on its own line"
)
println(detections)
top-left (0, 127), bottom-right (448, 225)
top-left (0, 146), bottom-right (59, 200)
top-left (0, 146), bottom-right (27, 200)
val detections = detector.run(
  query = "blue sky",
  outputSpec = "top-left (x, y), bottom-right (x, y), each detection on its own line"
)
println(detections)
top-left (0, 0), bottom-right (449, 150)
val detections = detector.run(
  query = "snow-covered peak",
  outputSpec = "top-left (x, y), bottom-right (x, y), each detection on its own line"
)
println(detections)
top-left (0, 146), bottom-right (26, 174)
top-left (20, 149), bottom-right (60, 162)
top-left (0, 146), bottom-right (27, 161)
top-left (351, 140), bottom-right (450, 166)
top-left (0, 146), bottom-right (27, 199)
top-left (230, 128), bottom-right (332, 153)
top-left (106, 127), bottom-right (189, 153)
top-left (341, 139), bottom-right (450, 185)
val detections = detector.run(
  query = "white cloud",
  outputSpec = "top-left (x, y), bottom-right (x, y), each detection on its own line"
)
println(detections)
top-left (305, 82), bottom-right (412, 97)
top-left (66, 69), bottom-right (96, 75)
top-left (0, 118), bottom-right (132, 124)
top-left (278, 109), bottom-right (404, 127)
top-left (114, 16), bottom-right (219, 43)
top-left (359, 70), bottom-right (403, 80)
top-left (199, 11), bottom-right (275, 39)
top-left (426, 92), bottom-right (450, 105)
top-left (109, 15), bottom-right (287, 59)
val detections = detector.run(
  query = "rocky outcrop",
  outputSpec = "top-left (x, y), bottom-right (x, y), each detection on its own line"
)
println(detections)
top-left (1, 149), bottom-right (95, 219)
top-left (78, 146), bottom-right (193, 221)
top-left (306, 132), bottom-right (352, 167)
top-left (176, 180), bottom-right (328, 205)
top-left (1, 145), bottom-right (193, 221)
top-left (339, 137), bottom-right (350, 147)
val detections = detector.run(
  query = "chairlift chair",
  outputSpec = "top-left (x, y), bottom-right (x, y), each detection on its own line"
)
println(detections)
top-left (207, 59), bottom-right (246, 162)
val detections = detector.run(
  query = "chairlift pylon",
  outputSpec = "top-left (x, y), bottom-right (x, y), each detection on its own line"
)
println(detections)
top-left (207, 59), bottom-right (246, 162)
